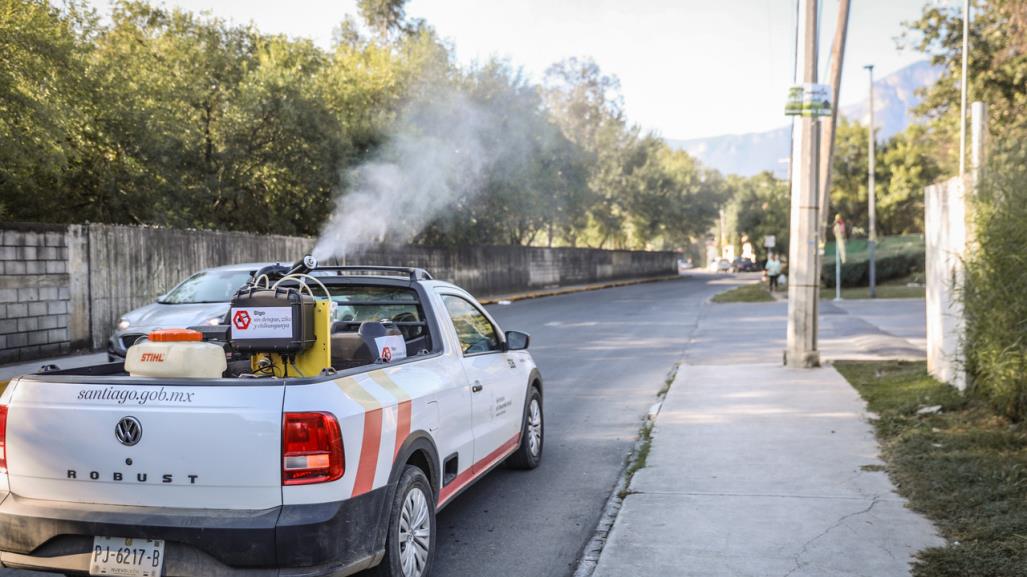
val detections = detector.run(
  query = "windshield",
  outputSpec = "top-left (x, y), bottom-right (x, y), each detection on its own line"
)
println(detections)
top-left (158, 270), bottom-right (253, 304)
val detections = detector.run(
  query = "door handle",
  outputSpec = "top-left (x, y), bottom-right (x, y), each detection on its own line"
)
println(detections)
top-left (471, 381), bottom-right (483, 393)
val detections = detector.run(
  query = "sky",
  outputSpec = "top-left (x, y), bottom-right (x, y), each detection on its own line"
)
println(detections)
top-left (87, 0), bottom-right (947, 141)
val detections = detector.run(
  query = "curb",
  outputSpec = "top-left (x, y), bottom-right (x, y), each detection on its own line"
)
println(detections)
top-left (478, 275), bottom-right (685, 305)
top-left (571, 370), bottom-right (674, 577)
top-left (572, 295), bottom-right (710, 577)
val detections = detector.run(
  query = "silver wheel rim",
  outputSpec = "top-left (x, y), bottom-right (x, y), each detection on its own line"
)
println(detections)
top-left (398, 486), bottom-right (431, 577)
top-left (528, 398), bottom-right (542, 457)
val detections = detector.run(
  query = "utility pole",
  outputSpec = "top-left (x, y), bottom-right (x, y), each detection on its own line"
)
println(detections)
top-left (865, 64), bottom-right (877, 298)
top-left (786, 0), bottom-right (820, 368)
top-left (817, 0), bottom-right (851, 246)
top-left (959, 0), bottom-right (970, 177)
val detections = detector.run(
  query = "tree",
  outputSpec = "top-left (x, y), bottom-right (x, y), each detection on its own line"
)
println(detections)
top-left (726, 172), bottom-right (789, 260)
top-left (0, 0), bottom-right (725, 252)
top-left (827, 119), bottom-right (939, 236)
top-left (828, 118), bottom-right (870, 234)
top-left (357, 0), bottom-right (410, 38)
top-left (877, 125), bottom-right (940, 234)
top-left (0, 0), bottom-right (93, 222)
top-left (904, 0), bottom-right (1027, 174)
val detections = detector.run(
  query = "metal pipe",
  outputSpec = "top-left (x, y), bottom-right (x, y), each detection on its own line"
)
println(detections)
top-left (959, 0), bottom-right (970, 177)
top-left (865, 64), bottom-right (877, 298)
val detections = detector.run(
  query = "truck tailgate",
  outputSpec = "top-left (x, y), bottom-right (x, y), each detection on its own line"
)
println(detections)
top-left (4, 378), bottom-right (284, 510)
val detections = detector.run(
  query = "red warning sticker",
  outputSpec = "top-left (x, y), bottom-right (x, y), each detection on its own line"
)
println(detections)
top-left (233, 310), bottom-right (251, 330)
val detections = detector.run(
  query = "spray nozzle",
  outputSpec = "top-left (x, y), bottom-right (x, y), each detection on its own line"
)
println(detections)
top-left (287, 255), bottom-right (318, 275)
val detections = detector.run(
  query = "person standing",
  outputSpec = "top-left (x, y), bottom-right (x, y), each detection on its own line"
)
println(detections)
top-left (766, 253), bottom-right (783, 292)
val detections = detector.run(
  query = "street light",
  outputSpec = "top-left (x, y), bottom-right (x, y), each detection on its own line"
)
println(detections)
top-left (864, 64), bottom-right (876, 299)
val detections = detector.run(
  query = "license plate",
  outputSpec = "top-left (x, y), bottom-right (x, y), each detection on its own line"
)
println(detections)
top-left (89, 537), bottom-right (164, 577)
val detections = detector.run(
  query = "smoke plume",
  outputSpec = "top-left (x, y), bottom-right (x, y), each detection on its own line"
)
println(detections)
top-left (312, 89), bottom-right (521, 261)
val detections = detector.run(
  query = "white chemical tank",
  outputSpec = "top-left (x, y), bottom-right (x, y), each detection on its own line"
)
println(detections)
top-left (125, 329), bottom-right (227, 379)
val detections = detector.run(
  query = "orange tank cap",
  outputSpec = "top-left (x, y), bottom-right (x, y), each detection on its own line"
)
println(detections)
top-left (148, 329), bottom-right (203, 342)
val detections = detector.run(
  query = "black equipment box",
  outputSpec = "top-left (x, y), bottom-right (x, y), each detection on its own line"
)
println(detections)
top-left (228, 287), bottom-right (315, 353)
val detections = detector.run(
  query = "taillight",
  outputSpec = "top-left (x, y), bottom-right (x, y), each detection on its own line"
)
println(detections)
top-left (0, 405), bottom-right (8, 474)
top-left (282, 412), bottom-right (343, 486)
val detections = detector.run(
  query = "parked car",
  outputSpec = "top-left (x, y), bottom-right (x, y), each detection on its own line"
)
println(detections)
top-left (107, 263), bottom-right (273, 360)
top-left (716, 258), bottom-right (732, 273)
top-left (730, 257), bottom-right (760, 273)
top-left (0, 262), bottom-right (543, 577)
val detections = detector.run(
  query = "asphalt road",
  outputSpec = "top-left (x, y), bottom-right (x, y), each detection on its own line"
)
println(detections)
top-left (2, 275), bottom-right (724, 577)
top-left (421, 276), bottom-right (721, 577)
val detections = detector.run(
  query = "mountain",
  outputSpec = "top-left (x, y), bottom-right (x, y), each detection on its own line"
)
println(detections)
top-left (667, 61), bottom-right (942, 178)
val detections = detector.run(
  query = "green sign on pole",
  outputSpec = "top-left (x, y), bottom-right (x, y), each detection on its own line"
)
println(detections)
top-left (785, 83), bottom-right (833, 118)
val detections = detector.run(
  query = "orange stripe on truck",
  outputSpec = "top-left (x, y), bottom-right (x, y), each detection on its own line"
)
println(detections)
top-left (438, 433), bottom-right (521, 507)
top-left (335, 377), bottom-right (385, 498)
top-left (352, 408), bottom-right (383, 497)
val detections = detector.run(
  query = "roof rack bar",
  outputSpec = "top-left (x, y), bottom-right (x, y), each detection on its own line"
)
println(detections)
top-left (313, 265), bottom-right (433, 281)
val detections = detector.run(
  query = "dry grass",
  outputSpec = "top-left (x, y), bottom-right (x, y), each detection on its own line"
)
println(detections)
top-left (836, 361), bottom-right (1027, 577)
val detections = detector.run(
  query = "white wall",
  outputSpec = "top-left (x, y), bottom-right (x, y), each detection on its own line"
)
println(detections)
top-left (924, 177), bottom-right (967, 389)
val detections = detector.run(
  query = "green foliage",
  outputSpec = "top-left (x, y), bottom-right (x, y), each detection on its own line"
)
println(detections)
top-left (836, 361), bottom-right (1027, 577)
top-left (964, 147), bottom-right (1027, 421)
top-left (0, 0), bottom-right (93, 219)
top-left (724, 171), bottom-right (789, 260)
top-left (0, 0), bottom-right (722, 251)
top-left (357, 0), bottom-right (409, 37)
top-left (904, 0), bottom-right (1027, 174)
top-left (542, 57), bottom-right (724, 250)
top-left (821, 234), bottom-right (925, 288)
top-left (829, 119), bottom-right (940, 235)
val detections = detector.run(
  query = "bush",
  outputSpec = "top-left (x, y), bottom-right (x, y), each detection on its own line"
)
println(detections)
top-left (964, 152), bottom-right (1027, 421)
top-left (821, 234), bottom-right (925, 287)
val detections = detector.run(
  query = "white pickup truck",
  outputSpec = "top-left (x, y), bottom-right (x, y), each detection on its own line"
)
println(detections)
top-left (0, 264), bottom-right (544, 577)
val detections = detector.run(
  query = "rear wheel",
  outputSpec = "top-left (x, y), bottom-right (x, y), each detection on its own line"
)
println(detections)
top-left (507, 386), bottom-right (543, 469)
top-left (376, 465), bottom-right (435, 577)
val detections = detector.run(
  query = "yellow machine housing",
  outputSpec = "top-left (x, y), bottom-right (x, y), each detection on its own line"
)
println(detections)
top-left (250, 300), bottom-right (332, 377)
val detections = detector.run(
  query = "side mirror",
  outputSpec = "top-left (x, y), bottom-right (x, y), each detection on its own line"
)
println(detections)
top-left (505, 330), bottom-right (530, 351)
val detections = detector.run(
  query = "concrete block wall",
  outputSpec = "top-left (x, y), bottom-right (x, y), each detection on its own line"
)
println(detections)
top-left (1, 222), bottom-right (677, 363)
top-left (0, 224), bottom-right (72, 363)
top-left (349, 244), bottom-right (676, 297)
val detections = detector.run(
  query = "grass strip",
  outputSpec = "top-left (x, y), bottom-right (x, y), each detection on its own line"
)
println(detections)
top-left (835, 361), bottom-right (1027, 577)
top-left (821, 284), bottom-right (925, 300)
top-left (711, 283), bottom-right (776, 303)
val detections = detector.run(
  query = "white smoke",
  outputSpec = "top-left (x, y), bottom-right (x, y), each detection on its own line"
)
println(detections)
top-left (312, 89), bottom-right (516, 261)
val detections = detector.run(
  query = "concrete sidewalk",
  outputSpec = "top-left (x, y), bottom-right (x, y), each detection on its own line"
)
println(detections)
top-left (592, 298), bottom-right (943, 577)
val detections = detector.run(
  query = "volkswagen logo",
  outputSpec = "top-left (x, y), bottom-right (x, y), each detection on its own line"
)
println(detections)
top-left (114, 417), bottom-right (143, 447)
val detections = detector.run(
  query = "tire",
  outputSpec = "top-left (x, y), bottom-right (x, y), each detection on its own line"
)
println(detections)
top-left (375, 465), bottom-right (436, 577)
top-left (507, 386), bottom-right (543, 469)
